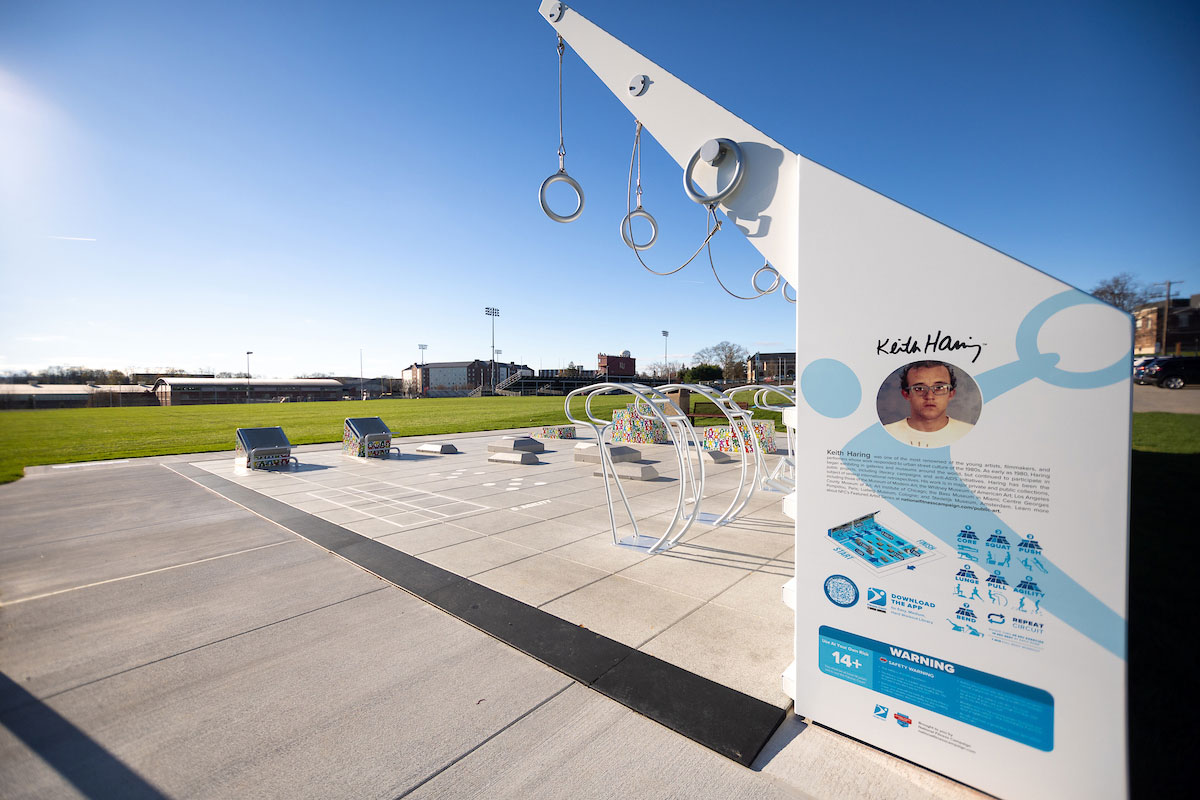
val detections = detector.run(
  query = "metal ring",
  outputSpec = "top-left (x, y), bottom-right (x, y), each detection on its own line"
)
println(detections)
top-left (619, 207), bottom-right (658, 250)
top-left (782, 281), bottom-right (796, 304)
top-left (751, 264), bottom-right (781, 294)
top-left (683, 138), bottom-right (745, 205)
top-left (540, 171), bottom-right (585, 223)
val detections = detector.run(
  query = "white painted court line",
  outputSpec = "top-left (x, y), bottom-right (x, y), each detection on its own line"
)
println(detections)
top-left (51, 460), bottom-right (131, 469)
top-left (244, 469), bottom-right (494, 530)
top-left (0, 541), bottom-right (292, 606)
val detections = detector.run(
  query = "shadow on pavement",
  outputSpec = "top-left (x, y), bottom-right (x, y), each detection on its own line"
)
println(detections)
top-left (0, 671), bottom-right (167, 799)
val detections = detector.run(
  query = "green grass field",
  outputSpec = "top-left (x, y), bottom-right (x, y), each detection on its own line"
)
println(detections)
top-left (0, 396), bottom-right (633, 484)
top-left (0, 395), bottom-right (1193, 485)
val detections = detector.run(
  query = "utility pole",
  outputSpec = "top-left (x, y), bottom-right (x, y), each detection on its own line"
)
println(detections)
top-left (1151, 280), bottom-right (1185, 354)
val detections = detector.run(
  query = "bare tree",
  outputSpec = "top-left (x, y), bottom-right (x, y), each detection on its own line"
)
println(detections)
top-left (694, 341), bottom-right (748, 381)
top-left (1091, 273), bottom-right (1150, 312)
top-left (645, 361), bottom-right (684, 380)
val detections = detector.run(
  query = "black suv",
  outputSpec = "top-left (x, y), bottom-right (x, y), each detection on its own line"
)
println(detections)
top-left (1140, 356), bottom-right (1200, 389)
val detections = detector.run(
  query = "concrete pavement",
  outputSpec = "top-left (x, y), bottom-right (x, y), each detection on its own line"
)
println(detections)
top-left (1, 435), bottom-right (987, 799)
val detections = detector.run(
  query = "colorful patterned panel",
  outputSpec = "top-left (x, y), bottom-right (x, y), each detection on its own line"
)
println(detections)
top-left (537, 425), bottom-right (576, 439)
top-left (342, 421), bottom-right (392, 458)
top-left (610, 405), bottom-right (672, 444)
top-left (248, 452), bottom-right (291, 469)
top-left (697, 421), bottom-right (777, 453)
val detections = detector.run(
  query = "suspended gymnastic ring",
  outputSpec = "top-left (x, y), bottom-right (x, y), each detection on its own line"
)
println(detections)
top-left (683, 138), bottom-right (745, 205)
top-left (540, 170), bottom-right (585, 223)
top-left (619, 207), bottom-right (658, 251)
top-left (751, 263), bottom-right (782, 294)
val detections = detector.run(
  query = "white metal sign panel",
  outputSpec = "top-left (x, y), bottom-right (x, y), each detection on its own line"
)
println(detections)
top-left (792, 156), bottom-right (1130, 800)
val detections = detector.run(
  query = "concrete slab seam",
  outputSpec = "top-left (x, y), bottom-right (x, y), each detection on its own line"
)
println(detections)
top-left (22, 588), bottom-right (389, 710)
top-left (392, 684), bottom-right (574, 799)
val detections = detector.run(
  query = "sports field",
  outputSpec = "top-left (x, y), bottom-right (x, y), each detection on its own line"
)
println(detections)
top-left (0, 395), bottom-right (1192, 485)
top-left (0, 395), bottom-right (783, 485)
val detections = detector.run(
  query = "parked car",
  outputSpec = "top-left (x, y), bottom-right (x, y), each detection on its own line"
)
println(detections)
top-left (1140, 356), bottom-right (1200, 389)
top-left (1134, 357), bottom-right (1168, 384)
top-left (1133, 356), bottom-right (1158, 380)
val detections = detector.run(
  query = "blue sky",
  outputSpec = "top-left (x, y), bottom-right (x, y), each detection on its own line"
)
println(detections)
top-left (1, 0), bottom-right (1196, 379)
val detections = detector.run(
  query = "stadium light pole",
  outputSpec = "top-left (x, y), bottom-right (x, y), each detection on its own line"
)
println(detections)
top-left (485, 307), bottom-right (500, 394)
top-left (661, 330), bottom-right (669, 383)
top-left (417, 343), bottom-right (428, 397)
top-left (245, 351), bottom-right (253, 403)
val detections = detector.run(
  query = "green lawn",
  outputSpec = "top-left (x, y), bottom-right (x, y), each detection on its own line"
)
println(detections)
top-left (0, 396), bottom-right (627, 484)
top-left (1, 399), bottom-right (1194, 486)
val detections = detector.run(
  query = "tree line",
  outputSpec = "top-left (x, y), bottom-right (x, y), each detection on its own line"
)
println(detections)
top-left (0, 367), bottom-right (251, 385)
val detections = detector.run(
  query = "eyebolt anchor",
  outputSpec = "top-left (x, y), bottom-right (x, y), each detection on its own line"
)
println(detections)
top-left (683, 138), bottom-right (745, 205)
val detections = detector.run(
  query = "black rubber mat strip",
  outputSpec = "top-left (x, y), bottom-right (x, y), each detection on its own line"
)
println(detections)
top-left (168, 462), bottom-right (786, 766)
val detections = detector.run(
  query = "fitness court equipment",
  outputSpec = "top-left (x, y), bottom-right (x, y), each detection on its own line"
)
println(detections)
top-left (342, 417), bottom-right (400, 459)
top-left (235, 427), bottom-right (298, 470)
top-left (725, 383), bottom-right (797, 493)
top-left (540, 5), bottom-right (795, 305)
top-left (661, 382), bottom-right (761, 526)
top-left (565, 382), bottom-right (704, 553)
top-left (538, 31), bottom-right (584, 223)
top-left (566, 381), bottom-right (785, 553)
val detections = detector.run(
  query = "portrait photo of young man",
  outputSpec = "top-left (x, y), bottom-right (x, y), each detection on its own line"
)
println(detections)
top-left (878, 360), bottom-right (980, 448)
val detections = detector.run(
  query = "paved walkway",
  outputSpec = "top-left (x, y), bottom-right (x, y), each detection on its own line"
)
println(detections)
top-left (1132, 382), bottom-right (1200, 414)
top-left (1, 430), bottom-right (987, 799)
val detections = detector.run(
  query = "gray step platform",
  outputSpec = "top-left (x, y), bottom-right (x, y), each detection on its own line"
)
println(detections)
top-left (574, 443), bottom-right (642, 464)
top-left (487, 436), bottom-right (545, 454)
top-left (593, 462), bottom-right (659, 481)
top-left (488, 451), bottom-right (540, 465)
top-left (416, 442), bottom-right (459, 454)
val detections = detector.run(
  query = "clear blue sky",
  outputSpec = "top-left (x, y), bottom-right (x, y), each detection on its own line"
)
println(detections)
top-left (2, 0), bottom-right (1196, 379)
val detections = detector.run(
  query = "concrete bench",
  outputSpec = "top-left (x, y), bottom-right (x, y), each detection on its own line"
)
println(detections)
top-left (686, 400), bottom-right (750, 424)
top-left (416, 442), bottom-right (458, 454)
top-left (487, 436), bottom-right (545, 454)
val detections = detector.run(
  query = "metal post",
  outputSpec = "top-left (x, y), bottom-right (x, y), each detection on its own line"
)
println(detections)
top-left (245, 351), bottom-right (252, 403)
top-left (485, 307), bottom-right (500, 394)
top-left (662, 330), bottom-right (669, 383)
top-left (360, 348), bottom-right (364, 401)
top-left (417, 343), bottom-right (428, 397)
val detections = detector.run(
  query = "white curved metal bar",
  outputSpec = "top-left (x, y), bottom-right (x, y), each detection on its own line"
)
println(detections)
top-left (626, 383), bottom-right (705, 552)
top-left (565, 384), bottom-right (639, 546)
top-left (753, 384), bottom-right (798, 491)
top-left (565, 382), bottom-right (699, 554)
top-left (726, 383), bottom-right (795, 493)
top-left (661, 382), bottom-right (759, 525)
